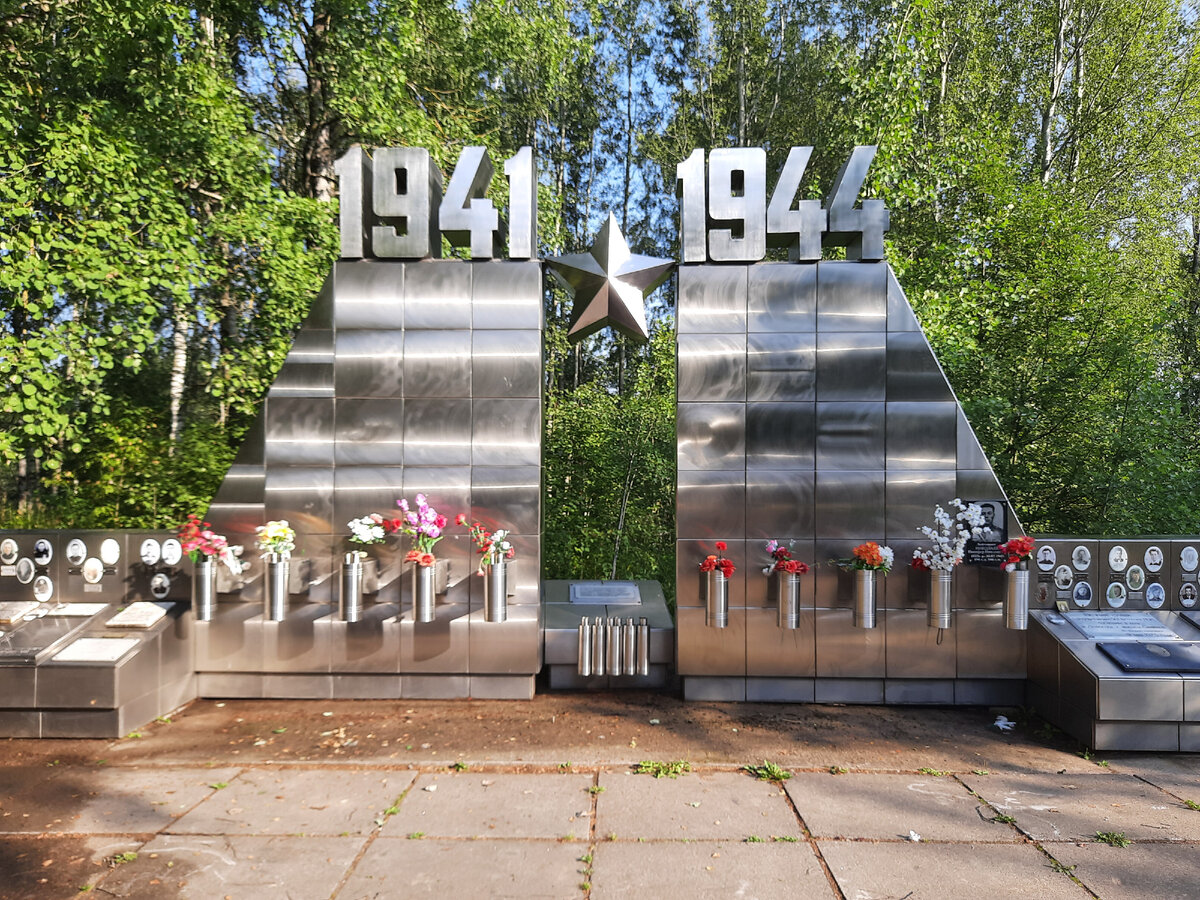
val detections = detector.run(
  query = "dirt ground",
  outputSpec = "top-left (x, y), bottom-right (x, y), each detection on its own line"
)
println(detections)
top-left (2, 690), bottom-right (1091, 774)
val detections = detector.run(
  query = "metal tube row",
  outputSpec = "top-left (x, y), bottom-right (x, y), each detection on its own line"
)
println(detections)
top-left (578, 616), bottom-right (651, 677)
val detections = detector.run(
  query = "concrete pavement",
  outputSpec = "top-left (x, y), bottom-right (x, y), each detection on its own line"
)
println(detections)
top-left (0, 696), bottom-right (1198, 899)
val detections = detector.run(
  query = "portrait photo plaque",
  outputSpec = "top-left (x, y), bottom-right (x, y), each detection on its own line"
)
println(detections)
top-left (1036, 546), bottom-right (1056, 571)
top-left (963, 499), bottom-right (1007, 566)
top-left (1144, 545), bottom-right (1164, 572)
top-left (1072, 545), bottom-right (1092, 570)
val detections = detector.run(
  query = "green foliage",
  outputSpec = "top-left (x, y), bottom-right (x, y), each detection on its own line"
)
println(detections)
top-left (742, 760), bottom-right (792, 782)
top-left (634, 759), bottom-right (692, 778)
top-left (1094, 831), bottom-right (1131, 848)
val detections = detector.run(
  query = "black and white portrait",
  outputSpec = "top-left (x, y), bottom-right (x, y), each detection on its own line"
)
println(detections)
top-left (1106, 582), bottom-right (1127, 607)
top-left (1181, 583), bottom-right (1198, 608)
top-left (975, 502), bottom-right (1005, 543)
top-left (99, 539), bottom-right (121, 566)
top-left (1072, 545), bottom-right (1091, 570)
top-left (161, 539), bottom-right (182, 567)
top-left (140, 539), bottom-right (161, 567)
top-left (1072, 581), bottom-right (1092, 607)
top-left (0, 538), bottom-right (17, 565)
top-left (1126, 565), bottom-right (1145, 592)
top-left (32, 575), bottom-right (53, 603)
top-left (33, 539), bottom-right (52, 567)
top-left (65, 539), bottom-right (86, 567)
top-left (1036, 546), bottom-right (1056, 571)
top-left (1144, 546), bottom-right (1164, 573)
top-left (150, 573), bottom-right (171, 600)
top-left (1108, 545), bottom-right (1128, 572)
top-left (82, 558), bottom-right (103, 585)
top-left (15, 558), bottom-right (34, 585)
top-left (1146, 583), bottom-right (1166, 608)
top-left (1181, 546), bottom-right (1199, 573)
top-left (1054, 565), bottom-right (1073, 590)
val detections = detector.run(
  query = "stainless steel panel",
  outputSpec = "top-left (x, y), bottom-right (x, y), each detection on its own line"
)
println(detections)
top-left (677, 333), bottom-right (746, 402)
top-left (813, 539), bottom-right (865, 608)
top-left (321, 609), bottom-right (400, 672)
top-left (676, 265), bottom-right (747, 335)
top-left (745, 678), bottom-right (815, 701)
top-left (471, 330), bottom-right (541, 398)
top-left (957, 610), bottom-right (1026, 677)
top-left (745, 402), bottom-right (815, 470)
top-left (816, 261), bottom-right (886, 332)
top-left (884, 609), bottom-right (956, 677)
top-left (956, 469), bottom-right (1006, 506)
top-left (1182, 722), bottom-right (1200, 750)
top-left (470, 604), bottom-right (541, 673)
top-left (401, 674), bottom-right (470, 699)
top-left (265, 397), bottom-right (335, 466)
top-left (0, 710), bottom-right (40, 737)
top-left (261, 674), bottom-right (332, 699)
top-left (0, 667), bottom-right (37, 707)
top-left (472, 398), bottom-right (540, 467)
top-left (886, 269), bottom-right (920, 332)
top-left (470, 675), bottom-right (536, 699)
top-left (884, 680), bottom-right (955, 704)
top-left (401, 330), bottom-right (471, 397)
top-left (747, 333), bottom-right (816, 402)
top-left (271, 330), bottom-right (335, 397)
top-left (745, 607), bottom-right (815, 676)
top-left (402, 260), bottom-right (472, 328)
top-left (227, 415), bottom-right (266, 467)
top-left (329, 674), bottom-right (403, 698)
top-left (397, 601), bottom-right (470, 671)
top-left (682, 676), bottom-right (747, 701)
top-left (817, 333), bottom-right (886, 401)
top-left (745, 471), bottom-right (814, 539)
top-left (879, 538), bottom-right (923, 609)
top-left (815, 403), bottom-right (885, 470)
top-left (472, 261), bottom-right (543, 330)
top-left (747, 263), bottom-right (816, 332)
top-left (42, 709), bottom-right (120, 739)
top-left (470, 466), bottom-right (540, 536)
top-left (193, 604), bottom-right (263, 672)
top-left (955, 409), bottom-right (991, 471)
top-left (814, 609), bottom-right (886, 676)
top-left (814, 678), bottom-right (884, 703)
top-left (208, 464), bottom-right (266, 505)
top-left (815, 470), bottom-right (885, 538)
top-left (196, 672), bottom-right (264, 697)
top-left (256, 604), bottom-right (333, 674)
top-left (885, 471), bottom-right (957, 542)
top-left (332, 261), bottom-right (404, 329)
top-left (334, 329), bottom-right (405, 397)
top-left (885, 402), bottom-right (957, 471)
top-left (1092, 721), bottom-right (1179, 752)
top-left (675, 606), bottom-right (746, 676)
top-left (263, 466), bottom-right (333, 535)
top-left (676, 539), bottom-right (747, 609)
top-left (954, 679), bottom-right (1025, 706)
top-left (677, 470), bottom-right (746, 541)
top-left (886, 333), bottom-right (954, 402)
top-left (677, 402), bottom-right (745, 471)
top-left (334, 399), bottom-right (404, 466)
top-left (403, 398), bottom-right (472, 467)
top-left (1186, 679), bottom-right (1200, 720)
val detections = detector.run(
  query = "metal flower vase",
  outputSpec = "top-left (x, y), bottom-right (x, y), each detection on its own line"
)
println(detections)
top-left (777, 571), bottom-right (802, 630)
top-left (928, 570), bottom-right (954, 629)
top-left (705, 570), bottom-right (729, 629)
top-left (1005, 562), bottom-right (1030, 630)
top-left (413, 563), bottom-right (436, 623)
top-left (192, 557), bottom-right (217, 622)
top-left (340, 552), bottom-right (364, 623)
top-left (484, 560), bottom-right (508, 623)
top-left (264, 553), bottom-right (289, 621)
top-left (853, 569), bottom-right (877, 629)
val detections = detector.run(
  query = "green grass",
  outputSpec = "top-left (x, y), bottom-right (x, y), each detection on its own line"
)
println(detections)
top-left (992, 812), bottom-right (1016, 824)
top-left (1094, 831), bottom-right (1131, 847)
top-left (634, 760), bottom-right (692, 779)
top-left (745, 835), bottom-right (765, 842)
top-left (917, 767), bottom-right (949, 777)
top-left (588, 785), bottom-right (605, 794)
top-left (741, 760), bottom-right (791, 782)
top-left (828, 765), bottom-right (847, 775)
top-left (1184, 799), bottom-right (1200, 811)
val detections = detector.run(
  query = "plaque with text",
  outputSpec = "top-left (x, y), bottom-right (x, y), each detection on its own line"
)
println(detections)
top-left (1065, 611), bottom-right (1180, 642)
top-left (568, 581), bottom-right (642, 604)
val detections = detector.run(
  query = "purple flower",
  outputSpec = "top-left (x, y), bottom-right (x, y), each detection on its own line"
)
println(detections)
top-left (398, 498), bottom-right (409, 512)
top-left (406, 511), bottom-right (419, 525)
top-left (415, 493), bottom-right (427, 506)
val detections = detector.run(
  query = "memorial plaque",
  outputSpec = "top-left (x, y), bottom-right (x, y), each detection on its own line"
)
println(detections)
top-left (53, 603), bottom-right (108, 617)
top-left (52, 637), bottom-right (139, 663)
top-left (1065, 611), bottom-right (1181, 642)
top-left (106, 602), bottom-right (168, 629)
top-left (1097, 641), bottom-right (1200, 673)
top-left (963, 498), bottom-right (1007, 565)
top-left (0, 601), bottom-right (40, 624)
top-left (568, 581), bottom-right (642, 604)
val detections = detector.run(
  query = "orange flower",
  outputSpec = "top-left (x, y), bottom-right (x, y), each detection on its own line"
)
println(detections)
top-left (418, 552), bottom-right (436, 567)
top-left (853, 542), bottom-right (883, 567)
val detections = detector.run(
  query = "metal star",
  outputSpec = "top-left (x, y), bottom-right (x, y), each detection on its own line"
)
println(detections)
top-left (546, 213), bottom-right (674, 344)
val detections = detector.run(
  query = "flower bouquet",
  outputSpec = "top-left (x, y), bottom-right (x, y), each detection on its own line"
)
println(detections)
top-left (700, 541), bottom-right (736, 578)
top-left (179, 513), bottom-right (243, 574)
top-left (255, 519), bottom-right (296, 560)
top-left (765, 540), bottom-right (809, 629)
top-left (912, 499), bottom-right (983, 571)
top-left (396, 494), bottom-right (447, 567)
top-left (763, 539), bottom-right (810, 577)
top-left (835, 541), bottom-right (894, 576)
top-left (458, 513), bottom-right (516, 575)
top-left (700, 542), bottom-right (735, 629)
top-left (998, 535), bottom-right (1035, 572)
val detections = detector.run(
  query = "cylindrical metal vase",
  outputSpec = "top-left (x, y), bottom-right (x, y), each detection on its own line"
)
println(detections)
top-left (1005, 564), bottom-right (1030, 630)
top-left (340, 552), bottom-right (364, 622)
top-left (484, 561), bottom-right (508, 623)
top-left (636, 617), bottom-right (650, 676)
top-left (929, 569), bottom-right (954, 629)
top-left (777, 572), bottom-right (802, 629)
top-left (623, 617), bottom-right (637, 676)
top-left (264, 553), bottom-right (289, 621)
top-left (412, 563), bottom-right (436, 623)
top-left (591, 616), bottom-right (606, 676)
top-left (706, 570), bottom-right (729, 628)
top-left (578, 618), bottom-right (594, 676)
top-left (853, 569), bottom-right (877, 629)
top-left (607, 617), bottom-right (622, 673)
top-left (192, 557), bottom-right (217, 622)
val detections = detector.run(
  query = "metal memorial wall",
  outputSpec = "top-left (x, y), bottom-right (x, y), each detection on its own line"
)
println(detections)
top-left (672, 147), bottom-right (1025, 705)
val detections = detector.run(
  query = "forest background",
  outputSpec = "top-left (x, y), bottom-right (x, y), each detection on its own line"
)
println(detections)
top-left (3, 0), bottom-right (1200, 596)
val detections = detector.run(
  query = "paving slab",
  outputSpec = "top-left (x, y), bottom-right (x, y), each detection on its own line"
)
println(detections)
top-left (92, 834), bottom-right (364, 899)
top-left (594, 770), bottom-right (802, 841)
top-left (1105, 755), bottom-right (1200, 804)
top-left (961, 771), bottom-right (1200, 842)
top-left (381, 773), bottom-right (594, 839)
top-left (340, 837), bottom-right (585, 899)
top-left (0, 766), bottom-right (240, 834)
top-left (0, 833), bottom-right (143, 897)
top-left (168, 768), bottom-right (414, 836)
top-left (819, 840), bottom-right (1091, 899)
top-left (784, 772), bottom-right (1018, 841)
top-left (1050, 839), bottom-right (1200, 900)
top-left (590, 839), bottom-right (834, 899)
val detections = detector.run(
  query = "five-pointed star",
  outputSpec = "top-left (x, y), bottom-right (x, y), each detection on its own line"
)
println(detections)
top-left (546, 213), bottom-right (674, 344)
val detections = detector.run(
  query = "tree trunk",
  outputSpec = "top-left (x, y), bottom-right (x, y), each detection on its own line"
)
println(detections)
top-left (168, 305), bottom-right (188, 451)
top-left (1039, 0), bottom-right (1072, 183)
